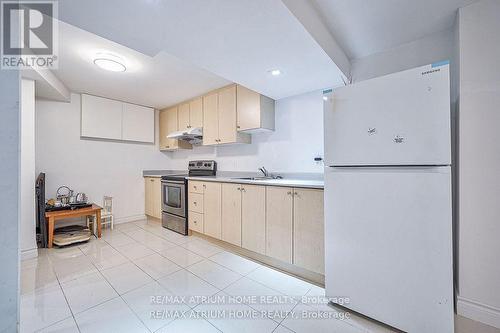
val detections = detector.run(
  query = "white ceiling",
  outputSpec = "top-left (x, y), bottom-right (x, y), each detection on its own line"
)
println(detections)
top-left (53, 21), bottom-right (230, 109)
top-left (311, 0), bottom-right (477, 59)
top-left (46, 0), bottom-right (478, 106)
top-left (56, 0), bottom-right (346, 101)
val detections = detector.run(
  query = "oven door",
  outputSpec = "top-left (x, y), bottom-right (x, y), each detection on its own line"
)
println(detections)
top-left (161, 180), bottom-right (185, 217)
top-left (162, 212), bottom-right (187, 235)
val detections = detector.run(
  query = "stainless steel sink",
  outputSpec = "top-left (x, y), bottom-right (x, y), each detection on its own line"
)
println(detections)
top-left (231, 176), bottom-right (281, 181)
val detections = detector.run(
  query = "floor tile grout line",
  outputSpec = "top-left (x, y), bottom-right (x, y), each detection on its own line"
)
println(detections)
top-left (107, 221), bottom-right (311, 313)
top-left (119, 293), bottom-right (156, 333)
top-left (51, 265), bottom-right (82, 333)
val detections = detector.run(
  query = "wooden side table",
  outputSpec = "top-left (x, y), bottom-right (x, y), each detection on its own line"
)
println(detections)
top-left (45, 204), bottom-right (102, 248)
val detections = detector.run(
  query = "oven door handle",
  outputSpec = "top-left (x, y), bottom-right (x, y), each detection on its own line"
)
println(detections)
top-left (161, 180), bottom-right (185, 185)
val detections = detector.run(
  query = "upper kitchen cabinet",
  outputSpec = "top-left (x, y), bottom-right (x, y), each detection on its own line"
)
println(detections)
top-left (178, 98), bottom-right (203, 132)
top-left (236, 85), bottom-right (275, 132)
top-left (81, 94), bottom-right (154, 143)
top-left (203, 85), bottom-right (251, 146)
top-left (122, 103), bottom-right (155, 142)
top-left (159, 106), bottom-right (192, 151)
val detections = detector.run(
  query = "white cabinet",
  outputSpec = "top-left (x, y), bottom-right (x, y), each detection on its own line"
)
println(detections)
top-left (81, 94), bottom-right (123, 140)
top-left (122, 103), bottom-right (154, 142)
top-left (81, 94), bottom-right (154, 143)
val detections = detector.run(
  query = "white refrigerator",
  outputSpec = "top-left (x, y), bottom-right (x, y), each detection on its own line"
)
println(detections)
top-left (324, 63), bottom-right (454, 333)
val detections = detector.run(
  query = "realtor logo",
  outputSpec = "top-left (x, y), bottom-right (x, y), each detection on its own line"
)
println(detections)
top-left (1, 0), bottom-right (58, 69)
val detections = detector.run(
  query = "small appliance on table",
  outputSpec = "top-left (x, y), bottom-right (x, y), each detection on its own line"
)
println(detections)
top-left (45, 204), bottom-right (103, 248)
top-left (161, 160), bottom-right (216, 235)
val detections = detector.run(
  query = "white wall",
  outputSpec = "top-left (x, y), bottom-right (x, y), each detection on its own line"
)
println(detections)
top-left (35, 90), bottom-right (324, 222)
top-left (351, 28), bottom-right (454, 82)
top-left (36, 93), bottom-right (172, 222)
top-left (21, 79), bottom-right (37, 259)
top-left (166, 90), bottom-right (324, 173)
top-left (0, 69), bottom-right (20, 332)
top-left (457, 0), bottom-right (500, 328)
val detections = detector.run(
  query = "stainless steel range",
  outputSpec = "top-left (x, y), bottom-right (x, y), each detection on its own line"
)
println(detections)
top-left (161, 160), bottom-right (216, 235)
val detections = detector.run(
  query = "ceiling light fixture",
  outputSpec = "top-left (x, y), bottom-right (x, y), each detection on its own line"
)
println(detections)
top-left (93, 53), bottom-right (126, 72)
top-left (269, 69), bottom-right (281, 76)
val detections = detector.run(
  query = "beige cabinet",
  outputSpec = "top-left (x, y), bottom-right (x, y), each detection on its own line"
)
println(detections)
top-left (190, 97), bottom-right (203, 128)
top-left (241, 184), bottom-right (266, 255)
top-left (188, 193), bottom-right (203, 214)
top-left (203, 85), bottom-right (250, 146)
top-left (188, 180), bottom-right (324, 276)
top-left (218, 85), bottom-right (238, 144)
top-left (178, 103), bottom-right (190, 132)
top-left (265, 187), bottom-right (293, 263)
top-left (159, 107), bottom-right (192, 151)
top-left (236, 85), bottom-right (275, 132)
top-left (189, 181), bottom-right (204, 194)
top-left (144, 177), bottom-right (161, 219)
top-left (188, 211), bottom-right (204, 233)
top-left (202, 92), bottom-right (219, 145)
top-left (293, 188), bottom-right (325, 274)
top-left (221, 183), bottom-right (242, 246)
top-left (178, 98), bottom-right (203, 131)
top-left (203, 182), bottom-right (222, 239)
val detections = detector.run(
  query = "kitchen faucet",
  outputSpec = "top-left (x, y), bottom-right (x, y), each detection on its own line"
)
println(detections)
top-left (259, 166), bottom-right (269, 177)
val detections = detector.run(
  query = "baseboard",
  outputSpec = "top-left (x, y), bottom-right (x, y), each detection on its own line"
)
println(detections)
top-left (21, 248), bottom-right (38, 260)
top-left (114, 214), bottom-right (146, 224)
top-left (457, 295), bottom-right (500, 329)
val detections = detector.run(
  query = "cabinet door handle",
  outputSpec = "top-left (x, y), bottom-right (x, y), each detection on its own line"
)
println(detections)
top-left (193, 185), bottom-right (197, 189)
top-left (203, 184), bottom-right (206, 188)
top-left (237, 187), bottom-right (241, 191)
top-left (287, 191), bottom-right (292, 195)
top-left (294, 192), bottom-right (298, 196)
top-left (237, 125), bottom-right (241, 129)
top-left (193, 201), bottom-right (197, 205)
top-left (150, 179), bottom-right (154, 182)
top-left (241, 188), bottom-right (246, 192)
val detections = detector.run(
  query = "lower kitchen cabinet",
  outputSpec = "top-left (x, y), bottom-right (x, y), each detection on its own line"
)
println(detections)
top-left (266, 186), bottom-right (293, 263)
top-left (241, 184), bottom-right (266, 255)
top-left (293, 188), bottom-right (325, 274)
top-left (221, 183), bottom-right (242, 246)
top-left (188, 211), bottom-right (204, 234)
top-left (144, 177), bottom-right (161, 219)
top-left (203, 182), bottom-right (222, 239)
top-left (187, 180), bottom-right (324, 277)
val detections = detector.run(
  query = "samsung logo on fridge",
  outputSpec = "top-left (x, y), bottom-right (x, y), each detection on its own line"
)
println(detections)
top-left (422, 60), bottom-right (450, 76)
top-left (422, 68), bottom-right (441, 76)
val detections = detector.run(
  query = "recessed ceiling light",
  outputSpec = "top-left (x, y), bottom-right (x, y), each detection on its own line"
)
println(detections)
top-left (269, 69), bottom-right (281, 76)
top-left (93, 53), bottom-right (126, 72)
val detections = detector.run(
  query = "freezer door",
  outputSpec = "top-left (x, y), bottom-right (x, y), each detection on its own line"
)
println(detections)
top-left (324, 166), bottom-right (454, 333)
top-left (324, 63), bottom-right (451, 166)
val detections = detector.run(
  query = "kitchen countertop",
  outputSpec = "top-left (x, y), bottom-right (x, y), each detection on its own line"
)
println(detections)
top-left (142, 170), bottom-right (185, 177)
top-left (186, 175), bottom-right (324, 189)
top-left (143, 170), bottom-right (324, 189)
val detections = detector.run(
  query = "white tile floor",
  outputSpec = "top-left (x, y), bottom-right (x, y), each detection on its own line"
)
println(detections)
top-left (20, 218), bottom-right (500, 333)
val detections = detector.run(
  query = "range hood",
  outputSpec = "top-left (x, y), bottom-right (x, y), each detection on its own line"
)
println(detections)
top-left (167, 127), bottom-right (203, 145)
